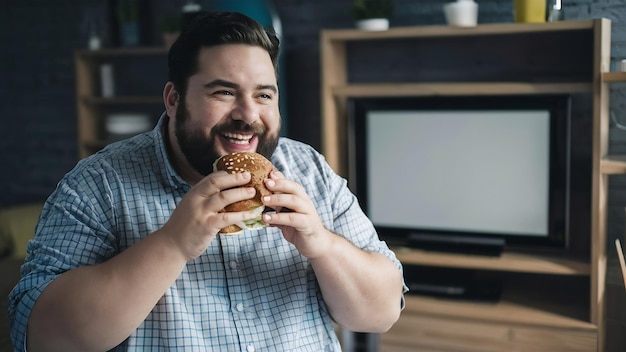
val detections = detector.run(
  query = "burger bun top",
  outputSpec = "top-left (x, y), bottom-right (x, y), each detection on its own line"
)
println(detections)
top-left (213, 151), bottom-right (274, 213)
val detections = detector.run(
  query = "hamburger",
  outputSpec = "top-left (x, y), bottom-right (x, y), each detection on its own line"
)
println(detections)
top-left (213, 151), bottom-right (274, 235)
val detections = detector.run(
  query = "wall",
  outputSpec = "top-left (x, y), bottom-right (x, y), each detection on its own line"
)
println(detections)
top-left (0, 0), bottom-right (625, 350)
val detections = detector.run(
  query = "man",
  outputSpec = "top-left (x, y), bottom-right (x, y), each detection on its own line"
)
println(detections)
top-left (9, 12), bottom-right (406, 351)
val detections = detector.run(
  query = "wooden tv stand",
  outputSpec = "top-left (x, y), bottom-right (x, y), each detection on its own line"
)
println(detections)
top-left (386, 248), bottom-right (595, 351)
top-left (320, 19), bottom-right (623, 351)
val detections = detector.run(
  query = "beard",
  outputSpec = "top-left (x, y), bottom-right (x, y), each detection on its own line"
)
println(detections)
top-left (174, 99), bottom-right (280, 176)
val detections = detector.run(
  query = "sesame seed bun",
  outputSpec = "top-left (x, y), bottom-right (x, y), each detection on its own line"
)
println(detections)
top-left (213, 151), bottom-right (274, 234)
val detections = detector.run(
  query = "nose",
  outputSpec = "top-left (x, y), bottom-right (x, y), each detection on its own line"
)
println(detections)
top-left (231, 96), bottom-right (260, 124)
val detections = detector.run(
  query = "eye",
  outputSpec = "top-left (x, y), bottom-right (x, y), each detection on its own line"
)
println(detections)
top-left (215, 90), bottom-right (234, 96)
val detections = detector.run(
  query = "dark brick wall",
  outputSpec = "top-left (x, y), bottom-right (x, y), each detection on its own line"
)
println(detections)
top-left (1, 0), bottom-right (625, 349)
top-left (0, 2), bottom-right (84, 205)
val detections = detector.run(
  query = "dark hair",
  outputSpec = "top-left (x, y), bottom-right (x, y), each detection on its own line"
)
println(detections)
top-left (167, 11), bottom-right (280, 98)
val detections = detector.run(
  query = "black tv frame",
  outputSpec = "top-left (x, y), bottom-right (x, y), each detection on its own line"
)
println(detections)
top-left (347, 95), bottom-right (572, 255)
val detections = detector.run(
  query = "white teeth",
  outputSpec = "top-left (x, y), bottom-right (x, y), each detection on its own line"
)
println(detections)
top-left (223, 132), bottom-right (252, 144)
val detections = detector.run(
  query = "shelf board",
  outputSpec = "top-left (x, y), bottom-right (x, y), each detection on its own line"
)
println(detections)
top-left (76, 47), bottom-right (168, 58)
top-left (81, 96), bottom-right (163, 105)
top-left (401, 290), bottom-right (595, 330)
top-left (601, 72), bottom-right (626, 83)
top-left (393, 247), bottom-right (590, 275)
top-left (322, 20), bottom-right (597, 42)
top-left (601, 155), bottom-right (626, 174)
top-left (330, 82), bottom-right (592, 98)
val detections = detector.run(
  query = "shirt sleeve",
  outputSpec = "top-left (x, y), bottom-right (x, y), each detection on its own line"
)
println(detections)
top-left (273, 140), bottom-right (409, 301)
top-left (8, 169), bottom-right (118, 350)
top-left (326, 162), bottom-right (409, 293)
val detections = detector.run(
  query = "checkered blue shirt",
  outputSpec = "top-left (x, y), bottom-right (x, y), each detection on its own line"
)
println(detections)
top-left (9, 113), bottom-right (404, 351)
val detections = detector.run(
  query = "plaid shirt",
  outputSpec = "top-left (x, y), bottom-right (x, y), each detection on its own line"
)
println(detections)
top-left (9, 113), bottom-right (404, 351)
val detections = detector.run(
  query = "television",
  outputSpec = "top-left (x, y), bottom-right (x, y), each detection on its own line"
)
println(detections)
top-left (348, 95), bottom-right (571, 256)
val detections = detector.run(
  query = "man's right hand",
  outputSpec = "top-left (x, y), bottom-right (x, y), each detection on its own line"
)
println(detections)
top-left (160, 170), bottom-right (258, 261)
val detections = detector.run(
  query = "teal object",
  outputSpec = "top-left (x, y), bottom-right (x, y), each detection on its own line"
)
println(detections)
top-left (210, 0), bottom-right (274, 27)
top-left (206, 0), bottom-right (288, 137)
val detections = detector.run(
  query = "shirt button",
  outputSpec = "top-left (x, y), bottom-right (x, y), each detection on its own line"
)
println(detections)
top-left (236, 303), bottom-right (244, 312)
top-left (246, 345), bottom-right (255, 352)
top-left (230, 261), bottom-right (238, 269)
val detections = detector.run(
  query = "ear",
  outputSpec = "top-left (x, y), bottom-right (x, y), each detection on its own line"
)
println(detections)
top-left (163, 82), bottom-right (179, 117)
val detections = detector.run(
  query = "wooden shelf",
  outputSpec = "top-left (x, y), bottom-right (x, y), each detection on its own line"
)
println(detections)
top-left (394, 247), bottom-right (590, 276)
top-left (331, 82), bottom-right (592, 98)
top-left (602, 72), bottom-right (626, 83)
top-left (384, 292), bottom-right (597, 352)
top-left (601, 155), bottom-right (626, 174)
top-left (76, 47), bottom-right (168, 58)
top-left (75, 48), bottom-right (167, 159)
top-left (322, 20), bottom-right (596, 42)
top-left (81, 96), bottom-right (163, 105)
top-left (401, 290), bottom-right (594, 330)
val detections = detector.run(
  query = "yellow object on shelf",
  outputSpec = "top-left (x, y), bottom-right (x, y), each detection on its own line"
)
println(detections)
top-left (514, 0), bottom-right (546, 23)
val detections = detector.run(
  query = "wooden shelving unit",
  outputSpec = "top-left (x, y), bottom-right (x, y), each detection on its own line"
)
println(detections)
top-left (320, 19), bottom-right (619, 351)
top-left (75, 47), bottom-right (167, 159)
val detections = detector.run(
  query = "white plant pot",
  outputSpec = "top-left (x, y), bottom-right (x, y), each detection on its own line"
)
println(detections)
top-left (443, 0), bottom-right (478, 27)
top-left (355, 18), bottom-right (389, 31)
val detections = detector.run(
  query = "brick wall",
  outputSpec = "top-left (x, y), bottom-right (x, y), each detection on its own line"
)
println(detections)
top-left (1, 0), bottom-right (625, 349)
top-left (0, 2), bottom-right (83, 205)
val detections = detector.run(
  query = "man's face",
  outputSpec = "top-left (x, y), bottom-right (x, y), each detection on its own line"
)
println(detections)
top-left (174, 44), bottom-right (280, 176)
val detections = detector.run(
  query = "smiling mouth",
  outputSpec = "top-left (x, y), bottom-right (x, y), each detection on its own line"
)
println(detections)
top-left (223, 132), bottom-right (254, 145)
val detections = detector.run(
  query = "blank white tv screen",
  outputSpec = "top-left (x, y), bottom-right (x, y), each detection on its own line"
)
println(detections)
top-left (366, 110), bottom-right (550, 237)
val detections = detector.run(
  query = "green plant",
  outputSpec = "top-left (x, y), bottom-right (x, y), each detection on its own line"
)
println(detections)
top-left (351, 0), bottom-right (393, 20)
top-left (159, 13), bottom-right (182, 32)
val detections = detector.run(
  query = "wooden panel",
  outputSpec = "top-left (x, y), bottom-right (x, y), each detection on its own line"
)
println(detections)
top-left (381, 313), bottom-right (597, 352)
top-left (76, 47), bottom-right (168, 58)
top-left (589, 19), bottom-right (611, 352)
top-left (332, 82), bottom-right (592, 98)
top-left (602, 72), bottom-right (626, 82)
top-left (323, 20), bottom-right (596, 42)
top-left (394, 247), bottom-right (590, 275)
top-left (75, 51), bottom-right (97, 159)
top-left (320, 31), bottom-right (347, 174)
top-left (601, 155), bottom-right (626, 174)
top-left (400, 284), bottom-right (592, 330)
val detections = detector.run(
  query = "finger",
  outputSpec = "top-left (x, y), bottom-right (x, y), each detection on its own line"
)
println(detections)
top-left (196, 171), bottom-right (251, 196)
top-left (264, 177), bottom-right (302, 195)
top-left (262, 193), bottom-right (303, 214)
top-left (215, 186), bottom-right (256, 209)
top-left (262, 211), bottom-right (304, 227)
top-left (269, 170), bottom-right (286, 180)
